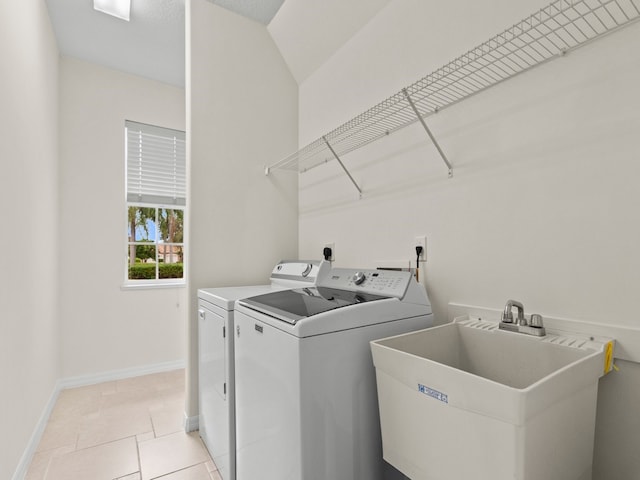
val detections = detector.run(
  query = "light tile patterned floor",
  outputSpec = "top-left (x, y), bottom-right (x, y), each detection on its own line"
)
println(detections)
top-left (25, 369), bottom-right (221, 480)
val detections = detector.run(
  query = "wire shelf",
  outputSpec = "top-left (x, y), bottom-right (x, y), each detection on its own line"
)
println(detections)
top-left (267, 0), bottom-right (640, 177)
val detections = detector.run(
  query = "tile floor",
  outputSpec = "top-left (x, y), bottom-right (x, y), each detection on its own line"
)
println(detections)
top-left (25, 369), bottom-right (221, 480)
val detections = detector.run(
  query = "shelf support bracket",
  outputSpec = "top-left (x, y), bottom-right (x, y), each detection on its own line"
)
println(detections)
top-left (323, 136), bottom-right (363, 197)
top-left (402, 88), bottom-right (453, 178)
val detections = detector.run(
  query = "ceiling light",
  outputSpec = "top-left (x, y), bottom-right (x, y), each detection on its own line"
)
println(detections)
top-left (93, 0), bottom-right (131, 21)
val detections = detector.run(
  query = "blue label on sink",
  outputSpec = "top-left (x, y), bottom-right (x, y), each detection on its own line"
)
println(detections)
top-left (418, 384), bottom-right (448, 404)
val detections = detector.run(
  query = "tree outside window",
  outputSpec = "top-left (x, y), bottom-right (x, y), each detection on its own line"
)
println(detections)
top-left (127, 206), bottom-right (184, 280)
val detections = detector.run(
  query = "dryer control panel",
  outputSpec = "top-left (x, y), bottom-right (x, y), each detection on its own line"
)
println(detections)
top-left (319, 268), bottom-right (411, 299)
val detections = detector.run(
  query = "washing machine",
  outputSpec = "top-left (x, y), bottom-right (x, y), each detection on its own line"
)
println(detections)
top-left (233, 267), bottom-right (433, 480)
top-left (197, 260), bottom-right (330, 480)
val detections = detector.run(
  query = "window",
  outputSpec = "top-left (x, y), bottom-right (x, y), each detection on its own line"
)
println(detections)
top-left (125, 120), bottom-right (186, 285)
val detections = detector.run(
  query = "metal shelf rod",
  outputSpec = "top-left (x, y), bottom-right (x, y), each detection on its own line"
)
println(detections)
top-left (323, 136), bottom-right (363, 197)
top-left (402, 89), bottom-right (453, 178)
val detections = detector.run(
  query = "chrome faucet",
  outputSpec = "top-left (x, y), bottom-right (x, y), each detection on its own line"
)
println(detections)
top-left (498, 300), bottom-right (546, 337)
top-left (501, 299), bottom-right (525, 325)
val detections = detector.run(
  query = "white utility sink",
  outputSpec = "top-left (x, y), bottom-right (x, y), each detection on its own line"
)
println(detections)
top-left (371, 317), bottom-right (614, 480)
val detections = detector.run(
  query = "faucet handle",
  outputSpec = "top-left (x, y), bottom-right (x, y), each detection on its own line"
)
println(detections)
top-left (530, 314), bottom-right (544, 328)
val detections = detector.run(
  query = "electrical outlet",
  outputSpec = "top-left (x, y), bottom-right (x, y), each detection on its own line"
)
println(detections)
top-left (415, 236), bottom-right (426, 262)
top-left (324, 243), bottom-right (335, 262)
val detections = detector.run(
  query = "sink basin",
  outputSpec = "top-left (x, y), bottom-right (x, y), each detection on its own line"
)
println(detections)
top-left (371, 317), bottom-right (613, 480)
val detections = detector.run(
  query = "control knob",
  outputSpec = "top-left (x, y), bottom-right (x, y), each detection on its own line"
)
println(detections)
top-left (352, 271), bottom-right (366, 285)
top-left (529, 314), bottom-right (544, 328)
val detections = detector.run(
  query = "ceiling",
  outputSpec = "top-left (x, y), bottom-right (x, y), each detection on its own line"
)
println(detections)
top-left (45, 0), bottom-right (390, 87)
top-left (211, 0), bottom-right (285, 24)
top-left (45, 0), bottom-right (285, 87)
top-left (268, 0), bottom-right (391, 83)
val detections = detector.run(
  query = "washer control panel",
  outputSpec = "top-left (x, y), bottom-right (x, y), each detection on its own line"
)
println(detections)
top-left (320, 268), bottom-right (411, 298)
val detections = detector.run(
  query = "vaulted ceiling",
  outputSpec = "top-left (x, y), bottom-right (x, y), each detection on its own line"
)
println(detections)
top-left (44, 0), bottom-right (392, 87)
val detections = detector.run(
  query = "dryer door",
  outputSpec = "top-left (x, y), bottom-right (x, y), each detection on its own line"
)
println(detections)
top-left (198, 300), bottom-right (231, 479)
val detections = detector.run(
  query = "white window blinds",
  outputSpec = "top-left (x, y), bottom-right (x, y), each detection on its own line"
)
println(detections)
top-left (126, 120), bottom-right (186, 206)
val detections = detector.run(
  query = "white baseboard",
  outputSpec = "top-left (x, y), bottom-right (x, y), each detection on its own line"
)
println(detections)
top-left (184, 412), bottom-right (199, 433)
top-left (12, 359), bottom-right (186, 480)
top-left (58, 359), bottom-right (185, 389)
top-left (11, 384), bottom-right (61, 480)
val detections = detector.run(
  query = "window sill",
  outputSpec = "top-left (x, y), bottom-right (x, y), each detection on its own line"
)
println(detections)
top-left (121, 281), bottom-right (186, 291)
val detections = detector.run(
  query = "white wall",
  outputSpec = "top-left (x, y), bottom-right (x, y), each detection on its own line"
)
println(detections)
top-left (58, 57), bottom-right (186, 378)
top-left (296, 0), bottom-right (640, 477)
top-left (0, 0), bottom-right (60, 477)
top-left (268, 0), bottom-right (392, 83)
top-left (185, 0), bottom-right (299, 418)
